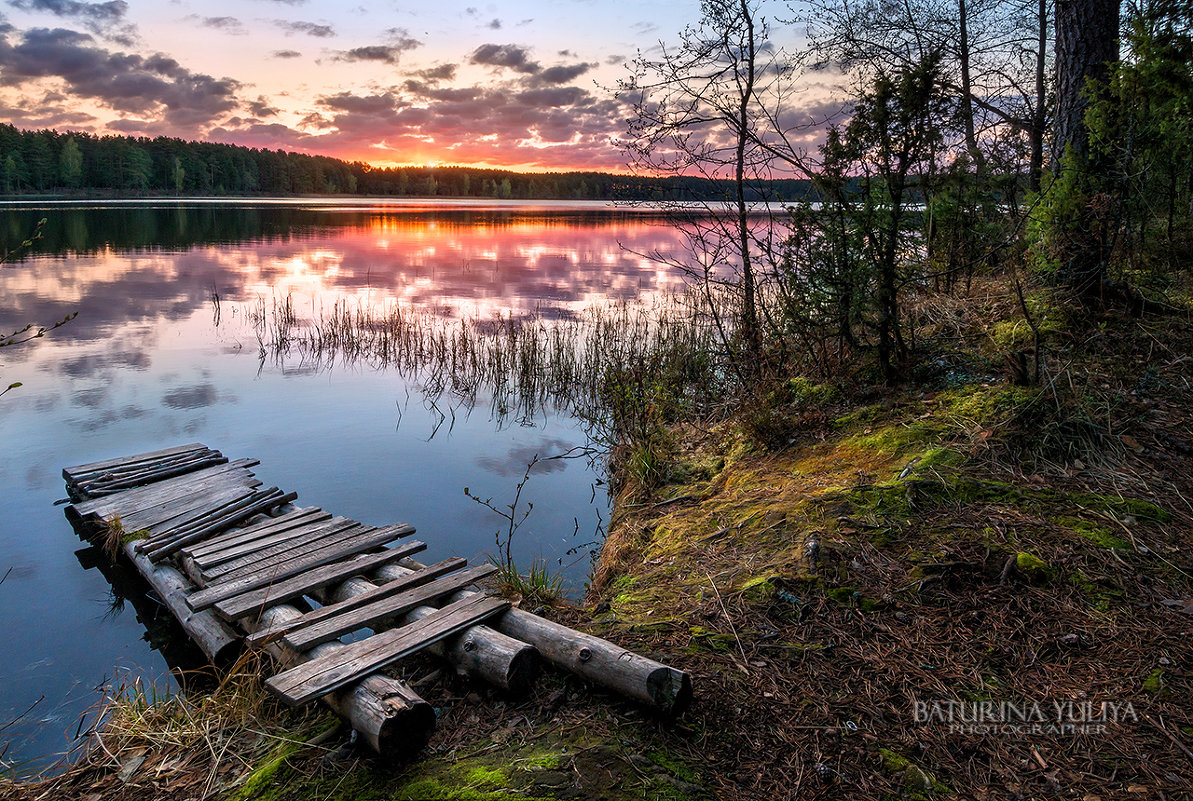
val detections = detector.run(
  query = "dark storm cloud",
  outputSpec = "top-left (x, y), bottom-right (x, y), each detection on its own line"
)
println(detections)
top-left (528, 63), bottom-right (592, 86)
top-left (7, 0), bottom-right (135, 43)
top-left (333, 30), bottom-right (421, 66)
top-left (0, 27), bottom-right (241, 125)
top-left (469, 43), bottom-right (540, 74)
top-left (272, 19), bottom-right (334, 37)
top-left (247, 96), bottom-right (279, 117)
top-left (194, 15), bottom-right (246, 34)
top-left (412, 63), bottom-right (456, 82)
top-left (8, 0), bottom-right (124, 28)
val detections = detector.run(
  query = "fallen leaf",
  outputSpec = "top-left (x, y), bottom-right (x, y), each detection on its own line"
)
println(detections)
top-left (1121, 434), bottom-right (1144, 452)
top-left (117, 754), bottom-right (146, 783)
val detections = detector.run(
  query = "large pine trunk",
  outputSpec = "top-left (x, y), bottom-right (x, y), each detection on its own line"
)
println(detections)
top-left (1055, 0), bottom-right (1120, 160)
top-left (1053, 0), bottom-right (1120, 298)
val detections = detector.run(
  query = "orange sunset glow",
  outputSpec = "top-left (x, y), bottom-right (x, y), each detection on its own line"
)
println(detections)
top-left (0, 0), bottom-right (752, 172)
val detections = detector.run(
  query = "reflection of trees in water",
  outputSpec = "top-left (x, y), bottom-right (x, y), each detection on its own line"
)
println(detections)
top-left (0, 205), bottom-right (674, 259)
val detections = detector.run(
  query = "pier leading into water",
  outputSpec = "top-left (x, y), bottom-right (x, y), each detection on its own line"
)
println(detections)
top-left (62, 444), bottom-right (691, 757)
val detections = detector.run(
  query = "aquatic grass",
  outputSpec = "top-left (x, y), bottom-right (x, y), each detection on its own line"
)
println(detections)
top-left (68, 651), bottom-right (332, 797)
top-left (251, 291), bottom-right (734, 450)
top-left (486, 558), bottom-right (566, 607)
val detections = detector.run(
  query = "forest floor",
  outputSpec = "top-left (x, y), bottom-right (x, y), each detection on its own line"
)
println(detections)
top-left (4, 275), bottom-right (1193, 801)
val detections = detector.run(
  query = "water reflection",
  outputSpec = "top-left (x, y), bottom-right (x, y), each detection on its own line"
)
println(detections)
top-left (0, 200), bottom-right (688, 773)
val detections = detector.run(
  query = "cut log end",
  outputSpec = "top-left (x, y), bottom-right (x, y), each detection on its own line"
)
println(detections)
top-left (647, 666), bottom-right (692, 717)
top-left (499, 641), bottom-right (540, 696)
top-left (373, 698), bottom-right (437, 759)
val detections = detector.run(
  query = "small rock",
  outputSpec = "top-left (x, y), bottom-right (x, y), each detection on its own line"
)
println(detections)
top-left (1059, 634), bottom-right (1080, 647)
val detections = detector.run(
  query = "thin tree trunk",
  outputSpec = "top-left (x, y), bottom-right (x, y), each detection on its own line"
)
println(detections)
top-left (958, 0), bottom-right (984, 168)
top-left (1030, 0), bottom-right (1048, 192)
top-left (735, 0), bottom-right (762, 373)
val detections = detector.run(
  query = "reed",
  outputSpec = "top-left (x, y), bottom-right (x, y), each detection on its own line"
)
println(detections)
top-left (251, 291), bottom-right (732, 446)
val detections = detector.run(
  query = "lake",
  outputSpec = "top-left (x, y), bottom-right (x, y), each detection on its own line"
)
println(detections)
top-left (0, 198), bottom-right (691, 772)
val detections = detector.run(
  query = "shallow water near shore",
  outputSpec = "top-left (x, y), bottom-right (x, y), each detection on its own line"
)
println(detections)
top-left (0, 198), bottom-right (688, 773)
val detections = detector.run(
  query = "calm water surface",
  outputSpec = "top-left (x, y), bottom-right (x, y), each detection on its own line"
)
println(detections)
top-left (0, 198), bottom-right (688, 772)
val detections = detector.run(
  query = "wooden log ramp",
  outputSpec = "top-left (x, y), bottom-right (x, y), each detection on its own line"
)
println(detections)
top-left (62, 443), bottom-right (692, 759)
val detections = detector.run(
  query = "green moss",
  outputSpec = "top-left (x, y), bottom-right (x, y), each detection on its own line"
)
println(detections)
top-left (465, 767), bottom-right (506, 788)
top-left (1142, 669), bottom-right (1166, 696)
top-left (737, 575), bottom-right (777, 604)
top-left (687, 626), bottom-right (735, 652)
top-left (647, 750), bottom-right (700, 783)
top-left (937, 384), bottom-right (1039, 427)
top-left (1014, 552), bottom-right (1051, 583)
top-left (1066, 493), bottom-right (1171, 524)
top-left (784, 377), bottom-right (839, 405)
top-left (1057, 516), bottom-right (1131, 550)
top-left (517, 751), bottom-right (564, 771)
top-left (843, 420), bottom-right (942, 458)
top-left (877, 748), bottom-right (952, 797)
top-left (226, 740), bottom-right (302, 801)
top-left (121, 528), bottom-right (149, 543)
top-left (832, 404), bottom-right (885, 431)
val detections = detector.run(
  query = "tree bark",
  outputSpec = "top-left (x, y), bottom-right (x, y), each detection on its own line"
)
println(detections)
top-left (1054, 0), bottom-right (1119, 164)
top-left (1053, 0), bottom-right (1120, 300)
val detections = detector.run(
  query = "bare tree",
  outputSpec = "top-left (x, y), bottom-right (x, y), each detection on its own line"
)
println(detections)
top-left (618, 0), bottom-right (810, 382)
top-left (805, 0), bottom-right (1053, 188)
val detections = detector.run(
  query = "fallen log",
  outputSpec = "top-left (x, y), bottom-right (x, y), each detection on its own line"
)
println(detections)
top-left (122, 542), bottom-right (241, 666)
top-left (379, 560), bottom-right (692, 716)
top-left (252, 604), bottom-right (435, 758)
top-left (323, 573), bottom-right (539, 695)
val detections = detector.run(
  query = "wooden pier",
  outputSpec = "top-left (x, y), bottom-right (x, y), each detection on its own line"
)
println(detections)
top-left (62, 444), bottom-right (691, 757)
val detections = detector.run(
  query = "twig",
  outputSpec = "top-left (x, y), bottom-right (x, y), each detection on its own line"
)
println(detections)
top-left (1146, 715), bottom-right (1193, 767)
top-left (703, 569), bottom-right (750, 674)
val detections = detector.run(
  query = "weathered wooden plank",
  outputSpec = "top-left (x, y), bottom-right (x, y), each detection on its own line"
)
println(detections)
top-left (121, 541), bottom-right (242, 666)
top-left (119, 485), bottom-right (255, 534)
top-left (283, 564), bottom-right (497, 652)
top-left (183, 507), bottom-right (329, 560)
top-left (245, 557), bottom-right (468, 647)
top-left (188, 511), bottom-right (336, 569)
top-left (70, 460), bottom-right (259, 519)
top-left (81, 454), bottom-right (228, 495)
top-left (326, 566), bottom-right (538, 694)
top-left (144, 490), bottom-right (298, 562)
top-left (69, 449), bottom-right (218, 487)
top-left (187, 527), bottom-right (422, 611)
top-left (200, 517), bottom-right (362, 580)
top-left (138, 486), bottom-right (286, 549)
top-left (205, 522), bottom-right (390, 584)
top-left (63, 443), bottom-right (209, 478)
top-left (213, 544), bottom-right (435, 621)
top-left (267, 594), bottom-right (510, 705)
top-left (250, 604), bottom-right (434, 757)
top-left (206, 522), bottom-right (411, 587)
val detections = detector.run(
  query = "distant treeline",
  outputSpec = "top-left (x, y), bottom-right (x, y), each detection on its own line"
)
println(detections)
top-left (0, 125), bottom-right (814, 202)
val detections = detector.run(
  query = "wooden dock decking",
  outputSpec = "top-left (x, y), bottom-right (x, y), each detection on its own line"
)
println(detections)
top-left (63, 443), bottom-right (691, 756)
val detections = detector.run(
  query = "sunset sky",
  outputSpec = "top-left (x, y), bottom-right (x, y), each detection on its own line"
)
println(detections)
top-left (0, 0), bottom-right (833, 172)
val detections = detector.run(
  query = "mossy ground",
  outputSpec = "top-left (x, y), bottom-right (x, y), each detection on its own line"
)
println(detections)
top-left (586, 285), bottom-right (1193, 799)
